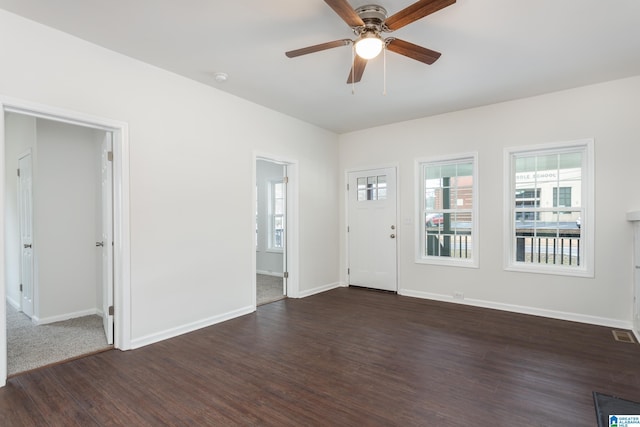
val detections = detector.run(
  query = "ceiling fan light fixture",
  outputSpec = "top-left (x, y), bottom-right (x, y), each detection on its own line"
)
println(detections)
top-left (354, 32), bottom-right (383, 60)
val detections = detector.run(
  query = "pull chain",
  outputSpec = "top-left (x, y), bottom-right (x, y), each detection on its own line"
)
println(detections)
top-left (351, 44), bottom-right (356, 95)
top-left (383, 45), bottom-right (387, 96)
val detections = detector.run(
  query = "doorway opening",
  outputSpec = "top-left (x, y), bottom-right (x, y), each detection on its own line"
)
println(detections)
top-left (5, 115), bottom-right (112, 375)
top-left (254, 155), bottom-right (299, 306)
top-left (0, 99), bottom-right (131, 386)
top-left (256, 159), bottom-right (287, 305)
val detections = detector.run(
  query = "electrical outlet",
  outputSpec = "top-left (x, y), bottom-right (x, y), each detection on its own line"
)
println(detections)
top-left (453, 291), bottom-right (464, 300)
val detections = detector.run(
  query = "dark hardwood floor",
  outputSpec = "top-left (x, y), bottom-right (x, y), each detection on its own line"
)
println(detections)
top-left (2, 287), bottom-right (640, 426)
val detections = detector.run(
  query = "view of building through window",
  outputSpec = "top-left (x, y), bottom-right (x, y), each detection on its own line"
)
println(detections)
top-left (419, 157), bottom-right (476, 265)
top-left (512, 150), bottom-right (583, 267)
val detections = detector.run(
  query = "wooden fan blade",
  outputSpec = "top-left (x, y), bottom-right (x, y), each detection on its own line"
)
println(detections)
top-left (347, 55), bottom-right (367, 84)
top-left (385, 0), bottom-right (456, 31)
top-left (325, 0), bottom-right (365, 28)
top-left (286, 39), bottom-right (351, 58)
top-left (386, 38), bottom-right (441, 65)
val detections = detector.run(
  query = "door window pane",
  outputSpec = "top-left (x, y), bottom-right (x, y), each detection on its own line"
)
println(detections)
top-left (357, 175), bottom-right (387, 201)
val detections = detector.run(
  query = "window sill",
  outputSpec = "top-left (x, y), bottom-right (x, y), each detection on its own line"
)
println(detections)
top-left (415, 258), bottom-right (478, 268)
top-left (504, 263), bottom-right (593, 278)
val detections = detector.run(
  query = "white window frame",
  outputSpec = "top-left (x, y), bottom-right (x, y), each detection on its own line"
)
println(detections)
top-left (415, 153), bottom-right (479, 268)
top-left (268, 179), bottom-right (284, 252)
top-left (503, 139), bottom-right (594, 277)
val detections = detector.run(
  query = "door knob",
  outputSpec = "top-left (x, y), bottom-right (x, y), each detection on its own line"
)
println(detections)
top-left (390, 234), bottom-right (395, 239)
top-left (23, 244), bottom-right (32, 249)
top-left (96, 241), bottom-right (104, 247)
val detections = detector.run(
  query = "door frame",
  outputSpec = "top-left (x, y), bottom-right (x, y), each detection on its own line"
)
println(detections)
top-left (344, 163), bottom-right (400, 291)
top-left (252, 152), bottom-right (299, 305)
top-left (0, 96), bottom-right (132, 386)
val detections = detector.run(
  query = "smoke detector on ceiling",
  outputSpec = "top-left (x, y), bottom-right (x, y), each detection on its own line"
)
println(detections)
top-left (213, 72), bottom-right (229, 83)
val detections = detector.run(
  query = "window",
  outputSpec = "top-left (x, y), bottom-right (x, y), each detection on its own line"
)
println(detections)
top-left (504, 139), bottom-right (593, 277)
top-left (416, 153), bottom-right (478, 267)
top-left (515, 188), bottom-right (540, 220)
top-left (553, 187), bottom-right (572, 214)
top-left (357, 175), bottom-right (387, 201)
top-left (269, 180), bottom-right (285, 250)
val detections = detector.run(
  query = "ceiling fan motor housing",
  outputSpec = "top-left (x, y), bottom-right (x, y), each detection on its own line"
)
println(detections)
top-left (354, 4), bottom-right (387, 33)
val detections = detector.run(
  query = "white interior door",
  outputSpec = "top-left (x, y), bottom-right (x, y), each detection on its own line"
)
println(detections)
top-left (18, 151), bottom-right (34, 318)
top-left (348, 167), bottom-right (397, 291)
top-left (101, 133), bottom-right (114, 345)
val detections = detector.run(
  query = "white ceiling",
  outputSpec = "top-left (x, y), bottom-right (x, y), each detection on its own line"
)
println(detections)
top-left (1, 0), bottom-right (640, 133)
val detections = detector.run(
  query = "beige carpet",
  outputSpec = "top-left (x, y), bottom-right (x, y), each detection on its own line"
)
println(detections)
top-left (6, 303), bottom-right (111, 375)
top-left (257, 274), bottom-right (285, 305)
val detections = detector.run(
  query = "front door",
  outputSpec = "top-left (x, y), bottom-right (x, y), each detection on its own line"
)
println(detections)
top-left (347, 167), bottom-right (397, 291)
top-left (18, 151), bottom-right (34, 318)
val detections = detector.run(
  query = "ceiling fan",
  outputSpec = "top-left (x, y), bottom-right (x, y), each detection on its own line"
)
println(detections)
top-left (285, 0), bottom-right (456, 84)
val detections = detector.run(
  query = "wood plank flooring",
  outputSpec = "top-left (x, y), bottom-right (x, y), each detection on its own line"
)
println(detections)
top-left (2, 287), bottom-right (640, 426)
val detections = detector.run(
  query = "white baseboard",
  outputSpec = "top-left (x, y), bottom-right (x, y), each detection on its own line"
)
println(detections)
top-left (5, 297), bottom-right (20, 311)
top-left (297, 282), bottom-right (342, 299)
top-left (399, 288), bottom-right (634, 330)
top-left (256, 270), bottom-right (283, 277)
top-left (34, 308), bottom-right (100, 325)
top-left (130, 305), bottom-right (255, 350)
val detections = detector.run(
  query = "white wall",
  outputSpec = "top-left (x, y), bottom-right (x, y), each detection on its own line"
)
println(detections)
top-left (0, 9), bottom-right (339, 346)
top-left (339, 75), bottom-right (640, 327)
top-left (3, 113), bottom-right (36, 308)
top-left (256, 159), bottom-right (284, 275)
top-left (35, 119), bottom-right (103, 321)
